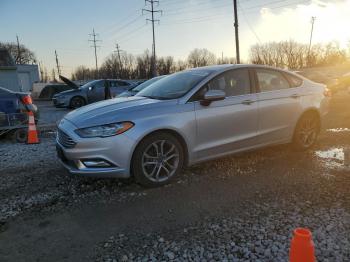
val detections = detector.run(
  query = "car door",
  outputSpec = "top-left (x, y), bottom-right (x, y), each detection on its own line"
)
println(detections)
top-left (87, 80), bottom-right (105, 103)
top-left (255, 68), bottom-right (303, 145)
top-left (192, 68), bottom-right (259, 161)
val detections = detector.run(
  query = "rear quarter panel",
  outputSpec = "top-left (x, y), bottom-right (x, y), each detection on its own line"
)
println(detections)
top-left (299, 79), bottom-right (329, 127)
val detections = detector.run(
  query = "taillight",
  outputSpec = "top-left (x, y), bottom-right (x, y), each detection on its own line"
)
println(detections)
top-left (21, 95), bottom-right (33, 105)
top-left (323, 87), bottom-right (332, 97)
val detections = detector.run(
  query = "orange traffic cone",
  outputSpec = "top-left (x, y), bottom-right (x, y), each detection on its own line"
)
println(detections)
top-left (289, 228), bottom-right (316, 262)
top-left (27, 111), bottom-right (40, 144)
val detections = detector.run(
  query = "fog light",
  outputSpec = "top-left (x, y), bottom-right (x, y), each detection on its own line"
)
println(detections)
top-left (82, 159), bottom-right (112, 168)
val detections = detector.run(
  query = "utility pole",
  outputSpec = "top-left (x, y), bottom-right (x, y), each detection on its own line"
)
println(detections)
top-left (54, 50), bottom-right (61, 75)
top-left (89, 28), bottom-right (101, 76)
top-left (307, 16), bottom-right (316, 65)
top-left (233, 0), bottom-right (240, 64)
top-left (114, 43), bottom-right (123, 78)
top-left (16, 35), bottom-right (22, 64)
top-left (143, 0), bottom-right (162, 77)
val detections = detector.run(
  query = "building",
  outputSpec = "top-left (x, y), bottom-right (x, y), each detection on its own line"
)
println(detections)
top-left (0, 48), bottom-right (39, 92)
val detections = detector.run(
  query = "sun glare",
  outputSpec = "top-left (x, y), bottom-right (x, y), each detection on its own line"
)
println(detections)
top-left (256, 0), bottom-right (350, 48)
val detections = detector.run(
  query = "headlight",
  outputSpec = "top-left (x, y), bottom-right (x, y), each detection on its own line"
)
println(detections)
top-left (75, 122), bottom-right (134, 138)
top-left (57, 95), bottom-right (65, 99)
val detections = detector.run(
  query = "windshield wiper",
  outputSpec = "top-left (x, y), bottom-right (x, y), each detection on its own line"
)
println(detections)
top-left (141, 95), bottom-right (167, 100)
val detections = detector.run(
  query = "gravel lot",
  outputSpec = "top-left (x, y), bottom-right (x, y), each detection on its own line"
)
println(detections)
top-left (1, 91), bottom-right (350, 261)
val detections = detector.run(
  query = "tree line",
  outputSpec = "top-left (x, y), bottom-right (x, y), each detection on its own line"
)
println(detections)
top-left (71, 48), bottom-right (235, 80)
top-left (1, 40), bottom-right (348, 82)
top-left (73, 40), bottom-right (348, 80)
top-left (250, 40), bottom-right (347, 69)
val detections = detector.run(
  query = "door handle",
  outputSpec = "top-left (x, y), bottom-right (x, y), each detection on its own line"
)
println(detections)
top-left (242, 100), bottom-right (253, 105)
top-left (290, 94), bottom-right (300, 99)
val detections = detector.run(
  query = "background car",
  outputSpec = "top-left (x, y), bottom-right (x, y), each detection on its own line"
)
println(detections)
top-left (52, 76), bottom-right (136, 108)
top-left (56, 64), bottom-right (329, 187)
top-left (0, 86), bottom-right (38, 142)
top-left (39, 84), bottom-right (72, 99)
top-left (118, 75), bottom-right (166, 97)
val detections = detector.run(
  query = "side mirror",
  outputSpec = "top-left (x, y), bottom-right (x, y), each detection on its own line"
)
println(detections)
top-left (200, 89), bottom-right (225, 106)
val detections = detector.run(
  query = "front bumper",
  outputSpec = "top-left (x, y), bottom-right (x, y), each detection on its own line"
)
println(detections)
top-left (53, 97), bottom-right (69, 108)
top-left (56, 119), bottom-right (136, 178)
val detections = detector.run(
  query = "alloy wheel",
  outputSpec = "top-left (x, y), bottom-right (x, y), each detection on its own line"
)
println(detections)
top-left (142, 140), bottom-right (180, 183)
top-left (298, 116), bottom-right (318, 148)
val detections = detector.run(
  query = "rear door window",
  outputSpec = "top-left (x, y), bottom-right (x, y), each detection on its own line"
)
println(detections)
top-left (283, 73), bottom-right (303, 87)
top-left (256, 69), bottom-right (290, 92)
top-left (116, 81), bottom-right (129, 86)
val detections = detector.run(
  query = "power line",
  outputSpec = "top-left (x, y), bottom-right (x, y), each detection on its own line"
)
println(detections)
top-left (143, 0), bottom-right (162, 77)
top-left (238, 1), bottom-right (261, 44)
top-left (89, 28), bottom-right (101, 74)
top-left (118, 24), bottom-right (148, 44)
top-left (55, 50), bottom-right (61, 75)
top-left (107, 15), bottom-right (144, 40)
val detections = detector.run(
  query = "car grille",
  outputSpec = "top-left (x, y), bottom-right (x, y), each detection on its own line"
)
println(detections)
top-left (57, 129), bottom-right (76, 148)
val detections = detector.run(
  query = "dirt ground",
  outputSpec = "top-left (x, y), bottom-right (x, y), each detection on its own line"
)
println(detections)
top-left (0, 90), bottom-right (350, 261)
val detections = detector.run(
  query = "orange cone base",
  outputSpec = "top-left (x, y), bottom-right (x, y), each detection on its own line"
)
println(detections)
top-left (289, 228), bottom-right (316, 262)
top-left (26, 111), bottom-right (40, 144)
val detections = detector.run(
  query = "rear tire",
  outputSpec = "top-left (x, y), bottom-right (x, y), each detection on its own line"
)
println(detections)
top-left (12, 128), bottom-right (28, 143)
top-left (69, 96), bottom-right (85, 109)
top-left (293, 112), bottom-right (320, 151)
top-left (132, 133), bottom-right (184, 187)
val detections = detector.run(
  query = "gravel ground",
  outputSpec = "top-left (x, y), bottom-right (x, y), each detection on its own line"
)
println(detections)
top-left (0, 136), bottom-right (148, 223)
top-left (95, 204), bottom-right (350, 262)
top-left (1, 90), bottom-right (350, 261)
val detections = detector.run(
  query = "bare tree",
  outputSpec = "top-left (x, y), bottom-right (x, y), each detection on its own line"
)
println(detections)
top-left (250, 40), bottom-right (347, 69)
top-left (187, 48), bottom-right (216, 68)
top-left (0, 42), bottom-right (37, 64)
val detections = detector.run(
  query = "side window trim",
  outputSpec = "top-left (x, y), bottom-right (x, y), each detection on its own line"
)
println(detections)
top-left (255, 68), bottom-right (292, 93)
top-left (283, 72), bottom-right (303, 88)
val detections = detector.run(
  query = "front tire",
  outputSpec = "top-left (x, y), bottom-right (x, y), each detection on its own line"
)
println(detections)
top-left (69, 96), bottom-right (85, 109)
top-left (132, 133), bottom-right (184, 187)
top-left (293, 112), bottom-right (320, 151)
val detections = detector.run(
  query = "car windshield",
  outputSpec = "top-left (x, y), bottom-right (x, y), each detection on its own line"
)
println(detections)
top-left (136, 70), bottom-right (212, 99)
top-left (80, 80), bottom-right (100, 89)
top-left (132, 76), bottom-right (165, 93)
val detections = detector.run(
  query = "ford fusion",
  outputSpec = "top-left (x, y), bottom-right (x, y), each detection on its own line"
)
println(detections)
top-left (56, 64), bottom-right (329, 187)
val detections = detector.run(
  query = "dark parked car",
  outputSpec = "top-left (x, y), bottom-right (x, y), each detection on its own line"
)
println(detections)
top-left (0, 86), bottom-right (38, 142)
top-left (39, 84), bottom-right (72, 99)
top-left (118, 76), bottom-right (166, 97)
top-left (52, 76), bottom-right (136, 108)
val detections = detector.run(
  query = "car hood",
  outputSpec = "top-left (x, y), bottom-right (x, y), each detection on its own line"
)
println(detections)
top-left (64, 96), bottom-right (170, 128)
top-left (59, 75), bottom-right (80, 89)
top-left (53, 89), bottom-right (77, 97)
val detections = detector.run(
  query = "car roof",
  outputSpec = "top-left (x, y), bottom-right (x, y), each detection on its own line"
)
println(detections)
top-left (188, 64), bottom-right (292, 73)
top-left (0, 86), bottom-right (12, 93)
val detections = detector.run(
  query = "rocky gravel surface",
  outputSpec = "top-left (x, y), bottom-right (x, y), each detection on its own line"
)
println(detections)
top-left (1, 91), bottom-right (350, 261)
top-left (0, 137), bottom-right (148, 223)
top-left (95, 203), bottom-right (350, 262)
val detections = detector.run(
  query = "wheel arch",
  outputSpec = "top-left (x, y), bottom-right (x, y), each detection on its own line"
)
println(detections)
top-left (130, 128), bottom-right (190, 174)
top-left (69, 95), bottom-right (86, 107)
top-left (293, 108), bottom-right (321, 136)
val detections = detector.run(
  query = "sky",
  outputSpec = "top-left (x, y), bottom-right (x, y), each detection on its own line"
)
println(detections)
top-left (1, 0), bottom-right (349, 76)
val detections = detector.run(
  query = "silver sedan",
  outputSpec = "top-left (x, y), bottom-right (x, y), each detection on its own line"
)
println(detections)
top-left (56, 64), bottom-right (330, 187)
